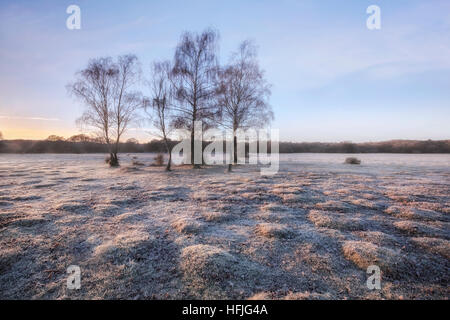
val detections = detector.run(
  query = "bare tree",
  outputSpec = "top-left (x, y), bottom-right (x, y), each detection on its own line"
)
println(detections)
top-left (217, 40), bottom-right (273, 170)
top-left (67, 55), bottom-right (144, 166)
top-left (170, 28), bottom-right (221, 168)
top-left (145, 61), bottom-right (174, 171)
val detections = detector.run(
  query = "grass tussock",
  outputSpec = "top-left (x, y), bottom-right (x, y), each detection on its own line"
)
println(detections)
top-left (393, 220), bottom-right (442, 237)
top-left (261, 203), bottom-right (290, 212)
top-left (254, 223), bottom-right (294, 239)
top-left (180, 244), bottom-right (262, 298)
top-left (308, 210), bottom-right (366, 231)
top-left (202, 211), bottom-right (232, 223)
top-left (342, 240), bottom-right (404, 275)
top-left (345, 157), bottom-right (361, 164)
top-left (411, 237), bottom-right (450, 259)
top-left (315, 200), bottom-right (353, 212)
top-left (284, 291), bottom-right (332, 300)
top-left (153, 154), bottom-right (164, 166)
top-left (384, 206), bottom-right (444, 221)
top-left (281, 194), bottom-right (305, 203)
top-left (171, 218), bottom-right (204, 234)
top-left (353, 231), bottom-right (400, 247)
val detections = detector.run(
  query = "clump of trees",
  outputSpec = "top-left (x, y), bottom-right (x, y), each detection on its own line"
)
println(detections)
top-left (67, 28), bottom-right (273, 169)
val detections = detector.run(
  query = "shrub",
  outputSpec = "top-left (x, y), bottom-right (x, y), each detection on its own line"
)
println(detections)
top-left (345, 157), bottom-right (361, 164)
top-left (154, 153), bottom-right (164, 166)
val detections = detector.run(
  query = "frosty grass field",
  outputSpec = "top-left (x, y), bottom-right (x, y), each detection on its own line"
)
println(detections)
top-left (0, 153), bottom-right (449, 299)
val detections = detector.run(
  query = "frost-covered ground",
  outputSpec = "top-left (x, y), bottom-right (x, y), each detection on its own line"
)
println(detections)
top-left (0, 153), bottom-right (449, 299)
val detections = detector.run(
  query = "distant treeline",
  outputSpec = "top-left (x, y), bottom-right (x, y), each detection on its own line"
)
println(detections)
top-left (278, 140), bottom-right (450, 153)
top-left (1, 139), bottom-right (449, 154)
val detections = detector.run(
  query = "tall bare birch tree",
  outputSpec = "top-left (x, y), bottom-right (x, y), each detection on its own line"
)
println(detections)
top-left (217, 41), bottom-right (273, 170)
top-left (170, 29), bottom-right (220, 168)
top-left (145, 61), bottom-right (174, 171)
top-left (68, 55), bottom-right (144, 166)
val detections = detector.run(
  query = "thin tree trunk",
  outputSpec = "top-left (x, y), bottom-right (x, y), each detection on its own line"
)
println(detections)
top-left (165, 140), bottom-right (172, 171)
top-left (233, 134), bottom-right (237, 164)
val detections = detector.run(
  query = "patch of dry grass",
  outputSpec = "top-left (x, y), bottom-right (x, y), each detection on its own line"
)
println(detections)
top-left (171, 218), bottom-right (204, 234)
top-left (201, 211), bottom-right (232, 223)
top-left (281, 194), bottom-right (305, 203)
top-left (308, 210), bottom-right (367, 231)
top-left (384, 206), bottom-right (445, 221)
top-left (284, 291), bottom-right (332, 300)
top-left (254, 223), bottom-right (294, 239)
top-left (261, 203), bottom-right (290, 212)
top-left (353, 231), bottom-right (400, 247)
top-left (393, 220), bottom-right (443, 237)
top-left (315, 200), bottom-right (353, 212)
top-left (180, 244), bottom-right (262, 298)
top-left (342, 240), bottom-right (405, 275)
top-left (411, 237), bottom-right (450, 259)
top-left (247, 292), bottom-right (274, 300)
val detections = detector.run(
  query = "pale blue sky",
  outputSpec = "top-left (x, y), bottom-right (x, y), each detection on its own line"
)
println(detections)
top-left (0, 0), bottom-right (449, 141)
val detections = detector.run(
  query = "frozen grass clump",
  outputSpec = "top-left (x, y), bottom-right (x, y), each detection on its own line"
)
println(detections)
top-left (180, 244), bottom-right (262, 298)
top-left (202, 211), bottom-right (232, 223)
top-left (315, 200), bottom-right (354, 212)
top-left (393, 220), bottom-right (443, 237)
top-left (281, 193), bottom-right (305, 203)
top-left (349, 198), bottom-right (384, 210)
top-left (308, 210), bottom-right (367, 231)
top-left (342, 240), bottom-right (405, 275)
top-left (131, 158), bottom-right (145, 166)
top-left (284, 291), bottom-right (332, 300)
top-left (254, 205), bottom-right (297, 222)
top-left (261, 203), bottom-right (290, 212)
top-left (353, 231), bottom-right (400, 247)
top-left (384, 206), bottom-right (445, 222)
top-left (247, 292), bottom-right (274, 300)
top-left (93, 230), bottom-right (155, 264)
top-left (345, 157), bottom-right (361, 164)
top-left (171, 217), bottom-right (204, 234)
top-left (411, 237), bottom-right (450, 259)
top-left (254, 223), bottom-right (294, 239)
top-left (270, 185), bottom-right (302, 195)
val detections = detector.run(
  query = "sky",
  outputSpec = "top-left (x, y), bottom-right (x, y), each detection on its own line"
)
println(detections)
top-left (0, 0), bottom-right (449, 142)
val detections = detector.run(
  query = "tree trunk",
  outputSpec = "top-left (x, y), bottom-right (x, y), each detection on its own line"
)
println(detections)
top-left (108, 152), bottom-right (119, 167)
top-left (233, 134), bottom-right (237, 164)
top-left (165, 141), bottom-right (172, 172)
top-left (191, 127), bottom-right (201, 169)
